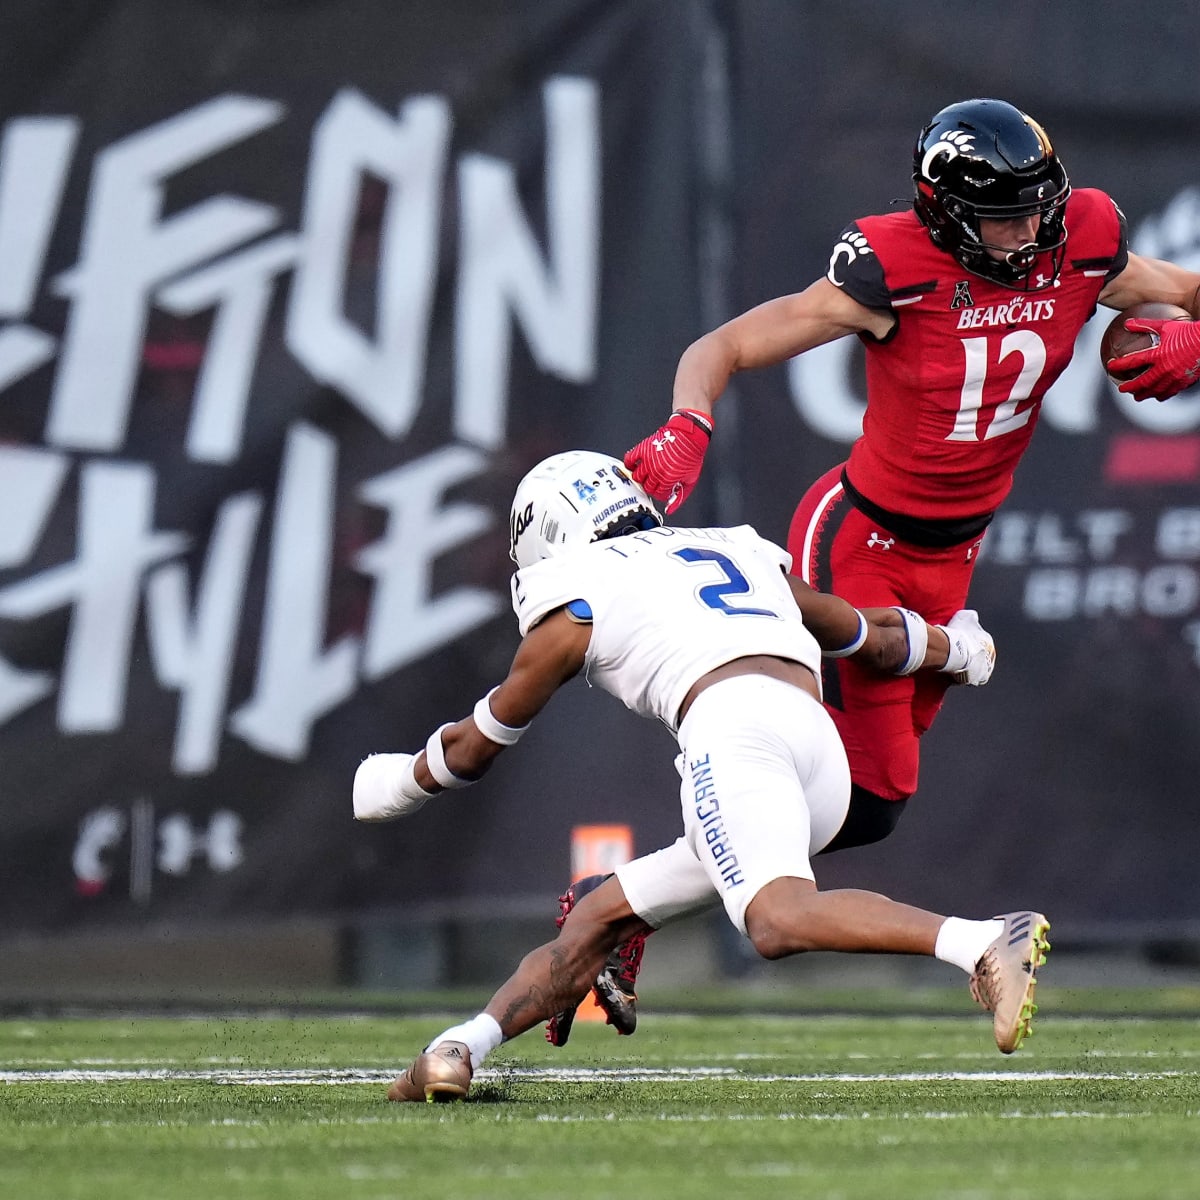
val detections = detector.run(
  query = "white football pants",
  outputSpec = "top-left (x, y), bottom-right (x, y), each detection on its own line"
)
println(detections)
top-left (616, 674), bottom-right (851, 935)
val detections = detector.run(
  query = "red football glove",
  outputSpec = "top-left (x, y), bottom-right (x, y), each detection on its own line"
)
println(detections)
top-left (1111, 317), bottom-right (1200, 403)
top-left (623, 409), bottom-right (714, 514)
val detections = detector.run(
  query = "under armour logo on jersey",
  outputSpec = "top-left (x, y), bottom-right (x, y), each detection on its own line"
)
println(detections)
top-left (652, 430), bottom-right (678, 451)
top-left (950, 280), bottom-right (974, 310)
top-left (866, 531), bottom-right (894, 550)
top-left (827, 229), bottom-right (873, 287)
top-left (920, 129), bottom-right (974, 182)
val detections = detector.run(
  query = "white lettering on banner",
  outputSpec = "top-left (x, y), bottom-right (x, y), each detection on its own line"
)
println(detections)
top-left (982, 510), bottom-right (1136, 566)
top-left (0, 656), bottom-right (54, 726)
top-left (230, 423), bottom-right (359, 761)
top-left (0, 117), bottom-right (77, 388)
top-left (0, 462), bottom-right (189, 730)
top-left (0, 76), bottom-right (601, 774)
top-left (71, 803), bottom-right (244, 899)
top-left (49, 95), bottom-right (286, 451)
top-left (356, 445), bottom-right (501, 679)
top-left (72, 807), bottom-right (127, 891)
top-left (0, 118), bottom-right (78, 315)
top-left (158, 811), bottom-right (244, 875)
top-left (158, 233), bottom-right (300, 463)
top-left (1157, 508), bottom-right (1200, 558)
top-left (455, 76), bottom-right (600, 449)
top-left (146, 493), bottom-right (264, 774)
top-left (1185, 621), bottom-right (1200, 662)
top-left (1025, 566), bottom-right (1199, 620)
top-left (0, 446), bottom-right (71, 715)
top-left (287, 91), bottom-right (450, 439)
top-left (982, 507), bottom-right (1200, 666)
top-left (0, 445), bottom-right (70, 566)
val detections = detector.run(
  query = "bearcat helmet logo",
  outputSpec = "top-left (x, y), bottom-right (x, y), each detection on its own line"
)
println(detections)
top-left (920, 128), bottom-right (975, 183)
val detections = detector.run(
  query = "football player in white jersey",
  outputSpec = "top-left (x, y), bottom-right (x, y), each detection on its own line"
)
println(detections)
top-left (353, 450), bottom-right (1049, 1103)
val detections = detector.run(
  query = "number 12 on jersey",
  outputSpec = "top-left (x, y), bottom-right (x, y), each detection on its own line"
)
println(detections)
top-left (950, 330), bottom-right (1047, 442)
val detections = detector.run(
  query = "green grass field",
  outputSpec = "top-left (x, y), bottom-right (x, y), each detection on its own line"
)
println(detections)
top-left (3, 999), bottom-right (1200, 1200)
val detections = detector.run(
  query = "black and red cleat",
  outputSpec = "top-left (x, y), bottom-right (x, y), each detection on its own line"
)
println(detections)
top-left (544, 873), bottom-right (647, 1046)
top-left (593, 933), bottom-right (644, 1035)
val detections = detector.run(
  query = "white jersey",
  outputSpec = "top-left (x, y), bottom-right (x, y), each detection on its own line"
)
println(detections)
top-left (510, 524), bottom-right (823, 730)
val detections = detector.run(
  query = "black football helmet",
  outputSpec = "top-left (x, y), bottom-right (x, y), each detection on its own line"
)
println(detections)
top-left (913, 98), bottom-right (1070, 291)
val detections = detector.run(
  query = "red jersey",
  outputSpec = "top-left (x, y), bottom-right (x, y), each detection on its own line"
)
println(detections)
top-left (828, 188), bottom-right (1127, 521)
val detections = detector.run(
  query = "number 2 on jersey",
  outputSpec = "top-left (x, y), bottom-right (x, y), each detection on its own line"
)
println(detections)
top-left (672, 547), bottom-right (779, 618)
top-left (949, 330), bottom-right (1047, 442)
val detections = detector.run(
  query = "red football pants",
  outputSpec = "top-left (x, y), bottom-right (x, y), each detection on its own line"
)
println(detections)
top-left (788, 464), bottom-right (981, 801)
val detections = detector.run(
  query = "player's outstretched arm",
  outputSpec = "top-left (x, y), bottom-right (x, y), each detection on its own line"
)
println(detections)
top-left (624, 280), bottom-right (891, 514)
top-left (859, 606), bottom-right (996, 686)
top-left (672, 279), bottom-right (894, 419)
top-left (785, 577), bottom-right (995, 685)
top-left (352, 609), bottom-right (590, 822)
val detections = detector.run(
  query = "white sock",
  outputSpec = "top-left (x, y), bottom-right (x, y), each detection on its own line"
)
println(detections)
top-left (934, 916), bottom-right (1005, 975)
top-left (426, 1013), bottom-right (504, 1070)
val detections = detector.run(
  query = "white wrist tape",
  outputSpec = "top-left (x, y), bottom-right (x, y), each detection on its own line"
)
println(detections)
top-left (398, 755), bottom-right (438, 805)
top-left (894, 607), bottom-right (928, 676)
top-left (937, 625), bottom-right (969, 676)
top-left (822, 609), bottom-right (869, 659)
top-left (472, 687), bottom-right (530, 746)
top-left (352, 753), bottom-right (435, 822)
top-left (424, 723), bottom-right (471, 789)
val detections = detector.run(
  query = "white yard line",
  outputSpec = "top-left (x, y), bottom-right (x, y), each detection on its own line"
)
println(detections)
top-left (1, 1065), bottom-right (1194, 1085)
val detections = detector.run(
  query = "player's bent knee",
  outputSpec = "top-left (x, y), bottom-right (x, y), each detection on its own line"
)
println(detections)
top-left (743, 878), bottom-right (821, 959)
top-left (746, 916), bottom-right (822, 960)
top-left (746, 920), bottom-right (799, 961)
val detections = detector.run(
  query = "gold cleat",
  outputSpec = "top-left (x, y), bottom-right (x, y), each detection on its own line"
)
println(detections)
top-left (387, 1040), bottom-right (473, 1103)
top-left (969, 911), bottom-right (1051, 1054)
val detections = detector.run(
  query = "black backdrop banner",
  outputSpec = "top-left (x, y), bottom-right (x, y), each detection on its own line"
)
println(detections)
top-left (721, 1), bottom-right (1200, 929)
top-left (1, 1), bottom-right (1197, 935)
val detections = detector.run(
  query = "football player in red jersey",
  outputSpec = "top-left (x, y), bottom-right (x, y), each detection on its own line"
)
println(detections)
top-left (575, 97), bottom-right (1200, 1035)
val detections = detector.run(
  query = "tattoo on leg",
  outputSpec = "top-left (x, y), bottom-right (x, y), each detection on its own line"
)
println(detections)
top-left (496, 944), bottom-right (589, 1031)
top-left (498, 987), bottom-right (548, 1029)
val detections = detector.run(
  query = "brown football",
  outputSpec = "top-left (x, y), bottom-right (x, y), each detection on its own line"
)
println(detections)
top-left (1100, 301), bottom-right (1191, 382)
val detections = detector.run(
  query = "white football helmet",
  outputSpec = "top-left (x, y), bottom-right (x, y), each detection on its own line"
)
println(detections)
top-left (508, 450), bottom-right (663, 569)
